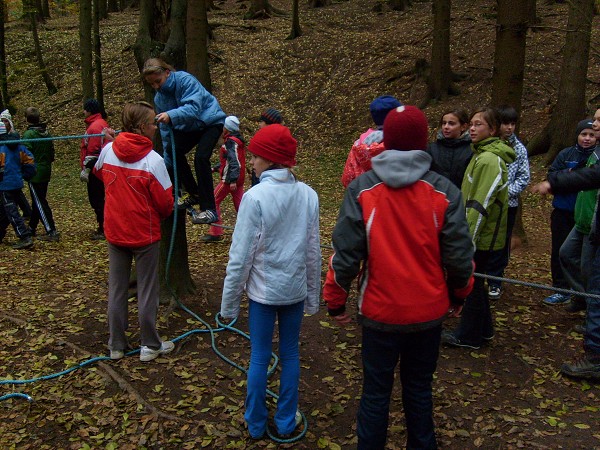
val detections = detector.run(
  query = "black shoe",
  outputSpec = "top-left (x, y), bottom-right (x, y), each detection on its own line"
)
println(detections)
top-left (38, 230), bottom-right (60, 242)
top-left (200, 234), bottom-right (223, 243)
top-left (13, 236), bottom-right (33, 249)
top-left (441, 330), bottom-right (480, 350)
top-left (572, 323), bottom-right (586, 334)
top-left (565, 298), bottom-right (586, 313)
top-left (560, 354), bottom-right (600, 380)
top-left (91, 231), bottom-right (105, 241)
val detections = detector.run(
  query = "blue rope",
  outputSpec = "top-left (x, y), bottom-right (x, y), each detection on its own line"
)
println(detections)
top-left (0, 132), bottom-right (117, 146)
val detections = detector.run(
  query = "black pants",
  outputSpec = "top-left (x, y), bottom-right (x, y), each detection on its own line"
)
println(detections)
top-left (166, 125), bottom-right (223, 212)
top-left (87, 172), bottom-right (105, 233)
top-left (486, 206), bottom-right (518, 288)
top-left (0, 190), bottom-right (32, 241)
top-left (29, 181), bottom-right (56, 234)
top-left (551, 208), bottom-right (575, 289)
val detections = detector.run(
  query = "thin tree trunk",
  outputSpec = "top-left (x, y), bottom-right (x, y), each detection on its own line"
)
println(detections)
top-left (527, 0), bottom-right (593, 161)
top-left (0, 0), bottom-right (8, 109)
top-left (187, 0), bottom-right (212, 91)
top-left (491, 0), bottom-right (528, 116)
top-left (425, 0), bottom-right (452, 106)
top-left (161, 0), bottom-right (186, 70)
top-left (133, 0), bottom-right (154, 103)
top-left (79, 0), bottom-right (94, 100)
top-left (29, 0), bottom-right (57, 94)
top-left (287, 0), bottom-right (302, 39)
top-left (93, 0), bottom-right (104, 106)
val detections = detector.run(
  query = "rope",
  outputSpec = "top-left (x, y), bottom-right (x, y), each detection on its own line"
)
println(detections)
top-left (0, 132), bottom-right (113, 145)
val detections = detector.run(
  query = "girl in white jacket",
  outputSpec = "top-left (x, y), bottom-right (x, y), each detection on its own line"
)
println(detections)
top-left (220, 124), bottom-right (321, 439)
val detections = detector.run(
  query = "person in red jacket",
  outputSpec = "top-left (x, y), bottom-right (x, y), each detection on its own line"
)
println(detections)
top-left (80, 99), bottom-right (109, 240)
top-left (323, 105), bottom-right (474, 449)
top-left (200, 116), bottom-right (245, 242)
top-left (94, 101), bottom-right (175, 362)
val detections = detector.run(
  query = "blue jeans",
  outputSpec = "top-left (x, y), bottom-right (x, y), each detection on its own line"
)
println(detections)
top-left (245, 300), bottom-right (304, 438)
top-left (584, 244), bottom-right (600, 355)
top-left (455, 250), bottom-right (494, 346)
top-left (357, 326), bottom-right (441, 450)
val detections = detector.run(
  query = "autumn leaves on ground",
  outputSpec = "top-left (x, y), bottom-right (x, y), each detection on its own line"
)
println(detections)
top-left (1, 0), bottom-right (599, 449)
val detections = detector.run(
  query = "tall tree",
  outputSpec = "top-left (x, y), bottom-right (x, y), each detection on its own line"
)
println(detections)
top-left (0, 0), bottom-right (8, 110)
top-left (93, 0), bottom-right (104, 105)
top-left (245, 0), bottom-right (285, 19)
top-left (161, 0), bottom-right (186, 70)
top-left (187, 0), bottom-right (212, 91)
top-left (287, 0), bottom-right (302, 39)
top-left (527, 0), bottom-right (594, 161)
top-left (425, 0), bottom-right (453, 105)
top-left (491, 0), bottom-right (529, 116)
top-left (26, 0), bottom-right (57, 94)
top-left (79, 0), bottom-right (94, 100)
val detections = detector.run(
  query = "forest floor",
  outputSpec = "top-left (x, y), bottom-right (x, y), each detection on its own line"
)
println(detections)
top-left (1, 0), bottom-right (600, 448)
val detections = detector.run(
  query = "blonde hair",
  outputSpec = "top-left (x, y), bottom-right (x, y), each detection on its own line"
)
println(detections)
top-left (121, 101), bottom-right (155, 134)
top-left (142, 58), bottom-right (175, 77)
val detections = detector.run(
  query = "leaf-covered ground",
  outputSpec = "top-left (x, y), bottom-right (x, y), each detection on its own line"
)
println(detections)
top-left (1, 0), bottom-right (599, 448)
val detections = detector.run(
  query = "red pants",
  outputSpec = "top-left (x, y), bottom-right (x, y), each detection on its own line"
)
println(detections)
top-left (208, 181), bottom-right (243, 236)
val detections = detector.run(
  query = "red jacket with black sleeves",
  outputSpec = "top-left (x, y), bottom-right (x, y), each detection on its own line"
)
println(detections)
top-left (324, 149), bottom-right (475, 332)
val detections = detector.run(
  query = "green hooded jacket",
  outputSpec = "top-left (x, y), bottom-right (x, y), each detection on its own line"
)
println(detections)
top-left (23, 123), bottom-right (54, 183)
top-left (461, 137), bottom-right (516, 251)
top-left (574, 149), bottom-right (599, 235)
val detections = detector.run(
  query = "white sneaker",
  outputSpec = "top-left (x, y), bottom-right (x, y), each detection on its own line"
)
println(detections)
top-left (140, 341), bottom-right (175, 362)
top-left (110, 349), bottom-right (124, 360)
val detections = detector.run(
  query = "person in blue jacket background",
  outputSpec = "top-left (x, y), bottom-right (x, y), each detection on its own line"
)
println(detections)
top-left (142, 57), bottom-right (226, 225)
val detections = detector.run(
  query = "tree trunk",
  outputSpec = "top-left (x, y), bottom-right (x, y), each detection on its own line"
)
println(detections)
top-left (244, 0), bottom-right (286, 19)
top-left (42, 0), bottom-right (50, 18)
top-left (98, 0), bottom-right (108, 19)
top-left (108, 0), bottom-right (120, 12)
top-left (308, 0), bottom-right (331, 7)
top-left (490, 0), bottom-right (528, 117)
top-left (287, 0), bottom-right (302, 39)
top-left (28, 0), bottom-right (57, 94)
top-left (79, 0), bottom-right (94, 100)
top-left (0, 0), bottom-right (8, 110)
top-left (159, 213), bottom-right (196, 305)
top-left (133, 0), bottom-right (155, 103)
top-left (161, 0), bottom-right (186, 70)
top-left (527, 0), bottom-right (593, 161)
top-left (187, 0), bottom-right (212, 91)
top-left (388, 0), bottom-right (411, 12)
top-left (425, 0), bottom-right (452, 106)
top-left (93, 0), bottom-right (105, 106)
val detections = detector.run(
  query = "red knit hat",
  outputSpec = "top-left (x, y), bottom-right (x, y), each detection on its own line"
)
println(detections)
top-left (249, 124), bottom-right (297, 167)
top-left (383, 105), bottom-right (428, 151)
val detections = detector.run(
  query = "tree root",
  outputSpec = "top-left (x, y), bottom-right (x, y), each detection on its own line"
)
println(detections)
top-left (0, 312), bottom-right (30, 335)
top-left (63, 341), bottom-right (186, 422)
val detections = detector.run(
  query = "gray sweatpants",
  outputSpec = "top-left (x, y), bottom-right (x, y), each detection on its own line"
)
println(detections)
top-left (107, 241), bottom-right (162, 351)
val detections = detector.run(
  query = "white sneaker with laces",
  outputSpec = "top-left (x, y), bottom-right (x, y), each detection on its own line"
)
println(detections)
top-left (110, 349), bottom-right (124, 360)
top-left (140, 341), bottom-right (175, 362)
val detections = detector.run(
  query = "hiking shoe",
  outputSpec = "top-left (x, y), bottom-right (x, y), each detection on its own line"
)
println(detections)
top-left (200, 234), bottom-right (223, 243)
top-left (177, 193), bottom-right (199, 210)
top-left (191, 209), bottom-right (218, 224)
top-left (91, 231), bottom-right (105, 241)
top-left (564, 298), bottom-right (587, 313)
top-left (441, 330), bottom-right (480, 350)
top-left (12, 236), bottom-right (33, 250)
top-left (110, 349), bottom-right (124, 360)
top-left (38, 230), bottom-right (60, 242)
top-left (543, 292), bottom-right (571, 305)
top-left (140, 340), bottom-right (175, 362)
top-left (560, 354), bottom-right (600, 380)
top-left (488, 286), bottom-right (501, 301)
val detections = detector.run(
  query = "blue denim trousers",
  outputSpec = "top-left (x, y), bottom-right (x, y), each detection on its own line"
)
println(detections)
top-left (584, 244), bottom-right (600, 355)
top-left (245, 299), bottom-right (304, 438)
top-left (357, 325), bottom-right (441, 450)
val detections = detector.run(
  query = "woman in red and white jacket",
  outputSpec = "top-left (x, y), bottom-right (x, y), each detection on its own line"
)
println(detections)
top-left (94, 101), bottom-right (175, 363)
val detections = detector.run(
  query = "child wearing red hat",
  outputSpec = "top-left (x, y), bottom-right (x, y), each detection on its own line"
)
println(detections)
top-left (220, 124), bottom-right (320, 440)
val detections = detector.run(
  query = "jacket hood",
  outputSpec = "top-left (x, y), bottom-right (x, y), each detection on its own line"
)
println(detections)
top-left (371, 149), bottom-right (432, 188)
top-left (436, 130), bottom-right (471, 147)
top-left (112, 132), bottom-right (154, 163)
top-left (27, 123), bottom-right (49, 136)
top-left (84, 113), bottom-right (104, 126)
top-left (472, 137), bottom-right (515, 165)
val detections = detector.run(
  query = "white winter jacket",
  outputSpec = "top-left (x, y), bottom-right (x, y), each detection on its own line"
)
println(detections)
top-left (220, 169), bottom-right (321, 319)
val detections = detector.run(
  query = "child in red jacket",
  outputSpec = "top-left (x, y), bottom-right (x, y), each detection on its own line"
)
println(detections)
top-left (199, 116), bottom-right (245, 242)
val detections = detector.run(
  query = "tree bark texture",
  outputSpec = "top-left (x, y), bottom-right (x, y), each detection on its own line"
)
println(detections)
top-left (491, 0), bottom-right (528, 116)
top-left (28, 0), bottom-right (57, 94)
top-left (427, 0), bottom-right (452, 103)
top-left (527, 0), bottom-right (594, 161)
top-left (0, 0), bottom-right (8, 110)
top-left (93, 0), bottom-right (105, 106)
top-left (79, 0), bottom-right (94, 100)
top-left (187, 0), bottom-right (212, 91)
top-left (161, 0), bottom-right (186, 70)
top-left (288, 0), bottom-right (302, 39)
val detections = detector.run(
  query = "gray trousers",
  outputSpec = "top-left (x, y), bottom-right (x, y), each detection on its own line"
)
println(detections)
top-left (107, 241), bottom-right (162, 351)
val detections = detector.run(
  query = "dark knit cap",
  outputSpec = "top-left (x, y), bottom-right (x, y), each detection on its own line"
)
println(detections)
top-left (259, 108), bottom-right (283, 125)
top-left (575, 119), bottom-right (594, 137)
top-left (383, 105), bottom-right (428, 151)
top-left (249, 124), bottom-right (297, 167)
top-left (370, 95), bottom-right (402, 126)
top-left (83, 98), bottom-right (102, 115)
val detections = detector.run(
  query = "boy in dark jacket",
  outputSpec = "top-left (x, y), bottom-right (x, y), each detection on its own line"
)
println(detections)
top-left (0, 122), bottom-right (36, 249)
top-left (23, 107), bottom-right (59, 241)
top-left (323, 106), bottom-right (474, 449)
